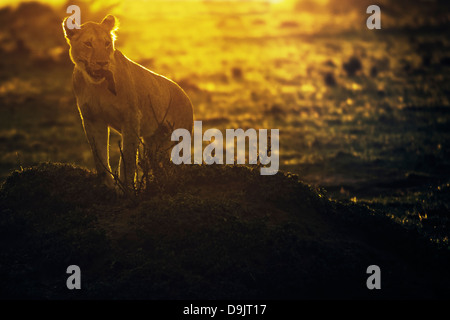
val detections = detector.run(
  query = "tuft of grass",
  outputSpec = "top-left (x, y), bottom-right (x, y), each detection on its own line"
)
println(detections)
top-left (343, 56), bottom-right (362, 77)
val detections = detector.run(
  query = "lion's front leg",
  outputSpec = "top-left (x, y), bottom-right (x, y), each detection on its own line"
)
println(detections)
top-left (119, 124), bottom-right (139, 191)
top-left (82, 119), bottom-right (115, 188)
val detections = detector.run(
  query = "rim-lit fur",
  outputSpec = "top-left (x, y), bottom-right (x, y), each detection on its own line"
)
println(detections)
top-left (63, 15), bottom-right (194, 191)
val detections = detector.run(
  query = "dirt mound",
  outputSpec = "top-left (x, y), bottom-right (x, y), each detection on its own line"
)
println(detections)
top-left (0, 163), bottom-right (448, 299)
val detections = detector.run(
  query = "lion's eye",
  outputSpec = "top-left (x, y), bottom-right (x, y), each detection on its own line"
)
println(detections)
top-left (105, 41), bottom-right (111, 47)
top-left (84, 41), bottom-right (92, 47)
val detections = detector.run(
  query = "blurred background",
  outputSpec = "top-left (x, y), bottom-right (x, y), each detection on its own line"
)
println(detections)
top-left (0, 0), bottom-right (449, 240)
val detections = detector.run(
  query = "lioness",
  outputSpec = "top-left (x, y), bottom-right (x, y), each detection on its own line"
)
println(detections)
top-left (62, 15), bottom-right (193, 190)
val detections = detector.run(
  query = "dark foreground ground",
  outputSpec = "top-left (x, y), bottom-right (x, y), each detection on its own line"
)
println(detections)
top-left (0, 163), bottom-right (448, 299)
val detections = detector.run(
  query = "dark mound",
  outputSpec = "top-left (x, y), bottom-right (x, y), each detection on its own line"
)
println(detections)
top-left (0, 163), bottom-right (448, 299)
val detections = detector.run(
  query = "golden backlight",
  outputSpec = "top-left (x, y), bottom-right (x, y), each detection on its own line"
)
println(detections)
top-left (0, 0), bottom-right (446, 190)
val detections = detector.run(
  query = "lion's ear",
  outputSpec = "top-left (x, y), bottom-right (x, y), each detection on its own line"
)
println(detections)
top-left (62, 17), bottom-right (79, 40)
top-left (101, 15), bottom-right (118, 32)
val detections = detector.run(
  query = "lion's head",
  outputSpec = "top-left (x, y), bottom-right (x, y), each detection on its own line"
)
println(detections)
top-left (63, 15), bottom-right (118, 86)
